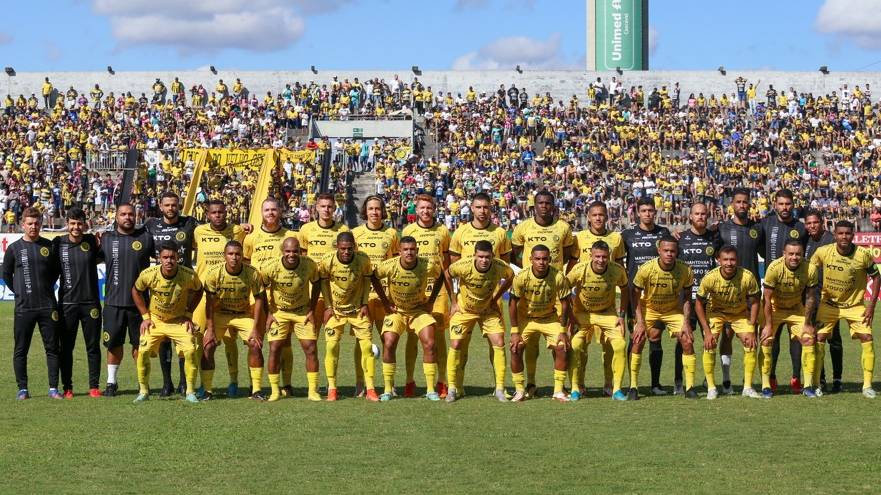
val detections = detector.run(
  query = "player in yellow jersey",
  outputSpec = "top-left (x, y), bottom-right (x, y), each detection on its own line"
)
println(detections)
top-left (569, 200), bottom-right (625, 397)
top-left (807, 220), bottom-right (881, 398)
top-left (262, 237), bottom-right (323, 401)
top-left (200, 241), bottom-right (267, 401)
top-left (243, 197), bottom-right (297, 395)
top-left (760, 239), bottom-right (820, 399)
top-left (319, 232), bottom-right (383, 402)
top-left (401, 194), bottom-right (452, 398)
top-left (512, 190), bottom-right (576, 398)
top-left (509, 244), bottom-right (571, 402)
top-left (351, 196), bottom-right (398, 396)
top-left (131, 242), bottom-right (203, 403)
top-left (443, 240), bottom-right (513, 402)
top-left (566, 240), bottom-right (629, 401)
top-left (631, 236), bottom-right (696, 400)
top-left (374, 236), bottom-right (445, 401)
top-left (192, 199), bottom-right (248, 397)
top-left (695, 246), bottom-right (760, 400)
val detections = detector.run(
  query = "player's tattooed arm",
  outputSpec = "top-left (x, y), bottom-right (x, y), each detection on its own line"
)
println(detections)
top-left (804, 285), bottom-right (819, 326)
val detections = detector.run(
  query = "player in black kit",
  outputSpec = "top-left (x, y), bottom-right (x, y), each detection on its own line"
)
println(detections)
top-left (621, 196), bottom-right (670, 395)
top-left (3, 207), bottom-right (61, 400)
top-left (760, 189), bottom-right (807, 393)
top-left (675, 203), bottom-right (721, 394)
top-left (144, 191), bottom-right (199, 396)
top-left (54, 207), bottom-right (103, 398)
top-left (100, 204), bottom-right (154, 397)
top-left (804, 209), bottom-right (842, 392)
top-left (716, 188), bottom-right (765, 395)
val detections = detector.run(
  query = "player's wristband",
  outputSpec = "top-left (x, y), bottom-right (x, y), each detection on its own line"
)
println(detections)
top-left (510, 326), bottom-right (519, 334)
top-left (141, 313), bottom-right (150, 320)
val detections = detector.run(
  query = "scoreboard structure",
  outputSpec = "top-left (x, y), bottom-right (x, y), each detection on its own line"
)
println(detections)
top-left (586, 0), bottom-right (650, 71)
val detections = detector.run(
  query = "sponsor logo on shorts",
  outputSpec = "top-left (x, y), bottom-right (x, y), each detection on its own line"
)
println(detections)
top-left (270, 326), bottom-right (279, 336)
top-left (40, 247), bottom-right (50, 257)
top-left (90, 308), bottom-right (100, 319)
top-left (451, 324), bottom-right (464, 335)
top-left (132, 241), bottom-right (143, 251)
top-left (139, 337), bottom-right (149, 347)
top-left (176, 231), bottom-right (187, 241)
top-left (384, 318), bottom-right (393, 327)
top-left (326, 328), bottom-right (335, 337)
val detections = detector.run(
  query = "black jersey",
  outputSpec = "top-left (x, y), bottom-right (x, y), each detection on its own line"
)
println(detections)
top-left (760, 214), bottom-right (806, 263)
top-left (677, 229), bottom-right (722, 300)
top-left (101, 228), bottom-right (154, 307)
top-left (54, 233), bottom-right (102, 305)
top-left (806, 230), bottom-right (834, 260)
top-left (621, 224), bottom-right (671, 281)
top-left (2, 237), bottom-right (59, 311)
top-left (144, 215), bottom-right (198, 268)
top-left (717, 219), bottom-right (764, 281)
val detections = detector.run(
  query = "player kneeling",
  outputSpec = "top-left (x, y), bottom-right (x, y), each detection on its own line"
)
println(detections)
top-left (444, 240), bottom-right (513, 402)
top-left (566, 241), bottom-right (629, 401)
top-left (131, 242), bottom-right (203, 403)
top-left (509, 245), bottom-right (572, 402)
top-left (201, 241), bottom-right (268, 401)
top-left (695, 246), bottom-right (761, 399)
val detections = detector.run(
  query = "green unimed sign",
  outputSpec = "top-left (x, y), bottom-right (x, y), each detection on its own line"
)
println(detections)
top-left (353, 128), bottom-right (363, 138)
top-left (587, 0), bottom-right (648, 71)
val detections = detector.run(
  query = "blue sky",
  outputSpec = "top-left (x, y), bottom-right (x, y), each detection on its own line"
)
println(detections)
top-left (0, 0), bottom-right (880, 72)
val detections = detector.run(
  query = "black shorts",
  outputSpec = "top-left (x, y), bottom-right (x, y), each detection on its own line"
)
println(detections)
top-left (103, 305), bottom-right (142, 349)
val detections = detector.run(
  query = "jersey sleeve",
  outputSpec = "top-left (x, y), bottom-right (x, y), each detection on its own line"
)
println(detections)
top-left (615, 265), bottom-right (628, 287)
top-left (296, 226), bottom-right (309, 252)
top-left (806, 263), bottom-right (819, 288)
top-left (307, 259), bottom-right (321, 283)
top-left (389, 230), bottom-right (400, 257)
top-left (134, 270), bottom-right (150, 292)
top-left (511, 223), bottom-right (525, 247)
top-left (763, 262), bottom-right (779, 289)
top-left (502, 263), bottom-right (514, 281)
top-left (562, 224), bottom-right (575, 248)
top-left (612, 234), bottom-right (626, 261)
top-left (509, 272), bottom-right (524, 299)
top-left (565, 264), bottom-right (580, 287)
top-left (632, 264), bottom-right (648, 290)
top-left (745, 272), bottom-right (760, 297)
top-left (449, 230), bottom-right (462, 255)
top-left (243, 234), bottom-right (255, 260)
top-left (374, 259), bottom-right (390, 279)
top-left (498, 230), bottom-right (513, 255)
top-left (682, 265), bottom-right (694, 288)
top-left (448, 260), bottom-right (465, 279)
top-left (190, 271), bottom-right (203, 291)
top-left (556, 272), bottom-right (571, 300)
top-left (361, 255), bottom-right (374, 277)
top-left (809, 247), bottom-right (824, 268)
top-left (696, 273), bottom-right (712, 300)
top-left (864, 250), bottom-right (879, 277)
top-left (440, 228), bottom-right (451, 256)
top-left (250, 269), bottom-right (265, 296)
top-left (203, 268), bottom-right (218, 294)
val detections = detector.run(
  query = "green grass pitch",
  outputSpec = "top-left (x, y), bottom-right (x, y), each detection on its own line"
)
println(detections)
top-left (2, 301), bottom-right (881, 494)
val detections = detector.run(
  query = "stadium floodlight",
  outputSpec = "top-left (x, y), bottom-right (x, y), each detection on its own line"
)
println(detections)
top-left (515, 65), bottom-right (523, 74)
top-left (4, 67), bottom-right (14, 77)
top-left (310, 65), bottom-right (318, 74)
top-left (819, 65), bottom-right (829, 75)
top-left (718, 66), bottom-right (726, 76)
top-left (615, 66), bottom-right (622, 75)
top-left (412, 65), bottom-right (422, 76)
top-left (107, 66), bottom-right (115, 75)
top-left (210, 65), bottom-right (217, 74)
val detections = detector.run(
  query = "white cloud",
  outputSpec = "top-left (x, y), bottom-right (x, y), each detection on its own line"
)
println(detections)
top-left (452, 33), bottom-right (568, 70)
top-left (0, 32), bottom-right (12, 45)
top-left (648, 26), bottom-right (658, 55)
top-left (91, 0), bottom-right (349, 54)
top-left (816, 0), bottom-right (881, 48)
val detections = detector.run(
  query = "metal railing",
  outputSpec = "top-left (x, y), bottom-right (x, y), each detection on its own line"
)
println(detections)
top-left (85, 150), bottom-right (133, 171)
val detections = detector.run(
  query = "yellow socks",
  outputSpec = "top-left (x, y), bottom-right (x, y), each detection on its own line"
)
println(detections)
top-left (512, 371), bottom-right (525, 392)
top-left (703, 350), bottom-right (716, 390)
top-left (405, 333), bottom-right (418, 383)
top-left (610, 338), bottom-right (626, 393)
top-left (201, 368), bottom-right (215, 394)
top-left (137, 347), bottom-right (151, 394)
top-left (682, 353), bottom-right (696, 391)
top-left (629, 351), bottom-right (642, 389)
top-left (423, 363), bottom-right (437, 394)
top-left (307, 371), bottom-right (320, 400)
top-left (358, 339), bottom-right (375, 390)
top-left (446, 347), bottom-right (461, 390)
top-left (249, 366), bottom-right (263, 394)
top-left (224, 338), bottom-right (239, 383)
top-left (325, 338), bottom-right (340, 389)
top-left (553, 369), bottom-right (566, 395)
top-left (492, 346), bottom-right (506, 391)
top-left (743, 348), bottom-right (757, 388)
top-left (183, 350), bottom-right (198, 395)
top-left (280, 345), bottom-right (294, 387)
top-left (801, 343), bottom-right (816, 388)
top-left (568, 332), bottom-right (586, 389)
top-left (862, 341), bottom-right (875, 390)
top-left (760, 345), bottom-right (773, 389)
top-left (434, 325), bottom-right (447, 388)
top-left (814, 341), bottom-right (826, 387)
top-left (268, 373), bottom-right (281, 400)
top-left (382, 362), bottom-right (396, 394)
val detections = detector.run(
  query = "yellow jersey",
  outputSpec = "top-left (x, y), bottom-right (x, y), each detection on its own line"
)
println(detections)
top-left (261, 257), bottom-right (320, 312)
top-left (401, 221), bottom-right (450, 266)
top-left (633, 258), bottom-right (694, 313)
top-left (510, 266), bottom-right (570, 320)
top-left (318, 251), bottom-right (373, 314)
top-left (574, 229), bottom-right (625, 263)
top-left (203, 264), bottom-right (264, 315)
top-left (193, 223), bottom-right (246, 279)
top-left (697, 267), bottom-right (759, 316)
top-left (449, 222), bottom-right (512, 260)
top-left (298, 220), bottom-right (349, 264)
top-left (810, 244), bottom-right (879, 308)
top-left (762, 258), bottom-right (818, 311)
top-left (448, 258), bottom-right (513, 314)
top-left (243, 226), bottom-right (297, 271)
top-left (567, 261), bottom-right (627, 313)
top-left (374, 257), bottom-right (440, 314)
top-left (511, 218), bottom-right (575, 270)
top-left (134, 265), bottom-right (202, 322)
top-left (353, 224), bottom-right (399, 299)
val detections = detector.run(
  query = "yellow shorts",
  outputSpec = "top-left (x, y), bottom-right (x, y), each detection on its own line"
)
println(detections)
top-left (448, 310), bottom-right (505, 341)
top-left (325, 312), bottom-right (372, 341)
top-left (268, 308), bottom-right (315, 342)
top-left (139, 319), bottom-right (197, 354)
top-left (643, 308), bottom-right (685, 337)
top-left (817, 302), bottom-right (872, 336)
top-left (707, 313), bottom-right (754, 336)
top-left (520, 317), bottom-right (565, 349)
top-left (382, 311), bottom-right (436, 336)
top-left (367, 298), bottom-right (387, 327)
top-left (573, 310), bottom-right (625, 344)
top-left (770, 309), bottom-right (808, 340)
top-left (428, 282), bottom-right (450, 317)
top-left (212, 312), bottom-right (255, 344)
